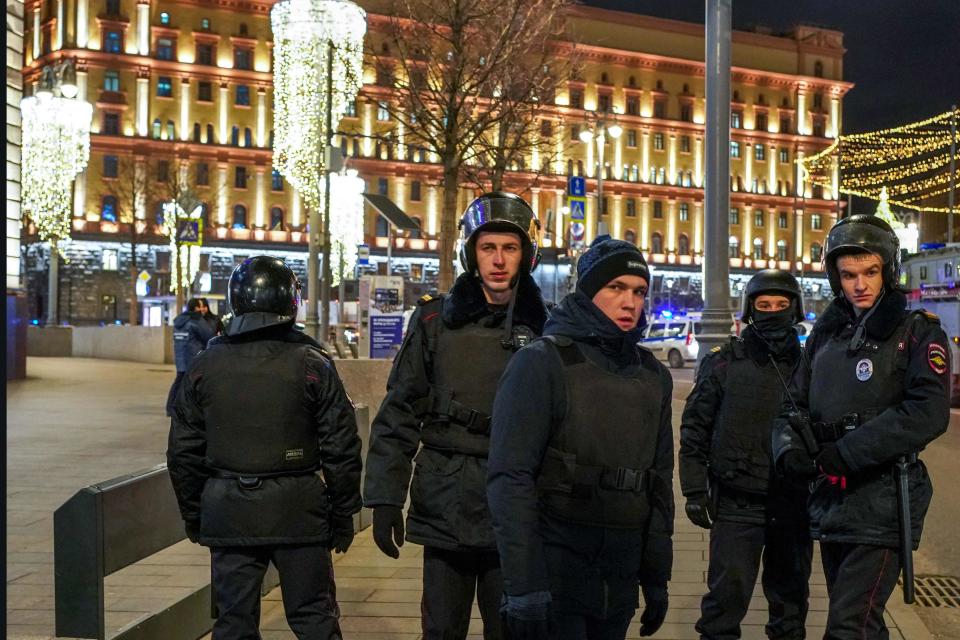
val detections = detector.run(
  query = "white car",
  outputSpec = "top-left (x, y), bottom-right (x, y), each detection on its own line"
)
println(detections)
top-left (640, 313), bottom-right (741, 368)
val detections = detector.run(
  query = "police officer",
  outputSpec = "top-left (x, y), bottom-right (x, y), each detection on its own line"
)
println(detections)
top-left (166, 297), bottom-right (216, 416)
top-left (363, 192), bottom-right (549, 639)
top-left (680, 269), bottom-right (812, 640)
top-left (168, 256), bottom-right (362, 640)
top-left (488, 236), bottom-right (673, 640)
top-left (772, 215), bottom-right (950, 639)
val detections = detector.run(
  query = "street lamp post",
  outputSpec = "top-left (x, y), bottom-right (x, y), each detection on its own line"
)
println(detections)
top-left (579, 113), bottom-right (622, 240)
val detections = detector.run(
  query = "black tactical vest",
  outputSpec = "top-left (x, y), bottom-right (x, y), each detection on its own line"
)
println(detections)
top-left (710, 339), bottom-right (794, 494)
top-left (808, 314), bottom-right (914, 427)
top-left (201, 343), bottom-right (322, 475)
top-left (418, 299), bottom-right (520, 457)
top-left (536, 336), bottom-right (664, 528)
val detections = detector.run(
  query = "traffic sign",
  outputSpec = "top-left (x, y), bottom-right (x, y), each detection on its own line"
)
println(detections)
top-left (176, 219), bottom-right (203, 246)
top-left (357, 243), bottom-right (370, 266)
top-left (568, 176), bottom-right (586, 197)
top-left (567, 196), bottom-right (586, 221)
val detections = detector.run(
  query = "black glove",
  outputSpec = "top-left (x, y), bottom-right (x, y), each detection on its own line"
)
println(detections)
top-left (500, 592), bottom-right (552, 640)
top-left (781, 450), bottom-right (818, 482)
top-left (639, 584), bottom-right (668, 636)
top-left (329, 515), bottom-right (355, 554)
top-left (184, 521), bottom-right (200, 544)
top-left (372, 505), bottom-right (405, 559)
top-left (684, 492), bottom-right (713, 529)
top-left (816, 443), bottom-right (850, 477)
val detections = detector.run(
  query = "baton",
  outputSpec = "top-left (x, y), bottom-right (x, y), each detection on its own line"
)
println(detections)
top-left (895, 455), bottom-right (915, 604)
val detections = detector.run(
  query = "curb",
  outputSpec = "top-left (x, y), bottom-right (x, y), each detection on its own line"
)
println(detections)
top-left (888, 584), bottom-right (933, 640)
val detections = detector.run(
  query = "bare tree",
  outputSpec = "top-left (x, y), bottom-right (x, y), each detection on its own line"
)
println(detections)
top-left (371, 0), bottom-right (574, 290)
top-left (157, 157), bottom-right (207, 312)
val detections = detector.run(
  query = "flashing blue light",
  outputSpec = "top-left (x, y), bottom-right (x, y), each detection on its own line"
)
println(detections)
top-left (660, 310), bottom-right (674, 319)
top-left (805, 311), bottom-right (816, 321)
top-left (31, 319), bottom-right (39, 325)
top-left (114, 320), bottom-right (122, 325)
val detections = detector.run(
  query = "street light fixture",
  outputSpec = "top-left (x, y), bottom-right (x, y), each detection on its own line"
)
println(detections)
top-left (578, 112), bottom-right (622, 239)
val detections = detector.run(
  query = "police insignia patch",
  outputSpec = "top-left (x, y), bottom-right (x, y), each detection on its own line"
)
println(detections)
top-left (928, 343), bottom-right (948, 375)
top-left (711, 346), bottom-right (722, 353)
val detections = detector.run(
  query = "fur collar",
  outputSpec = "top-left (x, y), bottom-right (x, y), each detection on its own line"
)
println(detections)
top-left (441, 272), bottom-right (549, 333)
top-left (814, 288), bottom-right (909, 341)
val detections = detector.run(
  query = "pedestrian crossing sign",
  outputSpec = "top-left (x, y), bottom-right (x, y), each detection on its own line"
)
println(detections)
top-left (567, 196), bottom-right (586, 221)
top-left (176, 219), bottom-right (203, 246)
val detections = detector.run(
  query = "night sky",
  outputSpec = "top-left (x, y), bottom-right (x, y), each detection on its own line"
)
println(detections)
top-left (582, 0), bottom-right (960, 134)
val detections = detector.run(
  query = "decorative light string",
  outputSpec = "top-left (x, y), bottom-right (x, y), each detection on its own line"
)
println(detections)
top-left (327, 169), bottom-right (365, 285)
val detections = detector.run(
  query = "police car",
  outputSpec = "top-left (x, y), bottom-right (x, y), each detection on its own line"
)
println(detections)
top-left (640, 311), bottom-right (730, 369)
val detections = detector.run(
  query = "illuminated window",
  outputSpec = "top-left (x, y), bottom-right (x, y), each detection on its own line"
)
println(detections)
top-left (651, 232), bottom-right (663, 254)
top-left (754, 210), bottom-right (764, 227)
top-left (377, 102), bottom-right (390, 121)
top-left (754, 144), bottom-right (766, 161)
top-left (270, 207), bottom-right (284, 230)
top-left (777, 240), bottom-right (789, 261)
top-left (729, 207), bottom-right (740, 225)
top-left (157, 38), bottom-right (175, 61)
top-left (232, 204), bottom-right (247, 229)
top-left (728, 236), bottom-right (740, 258)
top-left (626, 198), bottom-right (636, 217)
top-left (157, 77), bottom-right (173, 98)
top-left (679, 203), bottom-right (689, 222)
top-left (200, 17), bottom-right (211, 30)
top-left (104, 70), bottom-right (120, 92)
top-left (730, 141), bottom-right (741, 158)
top-left (235, 85), bottom-right (250, 106)
top-left (779, 148), bottom-right (790, 164)
top-left (753, 238), bottom-right (764, 259)
top-left (811, 214), bottom-right (822, 230)
top-left (160, 12), bottom-right (170, 25)
top-left (102, 249), bottom-right (119, 270)
top-left (811, 242), bottom-right (823, 262)
top-left (653, 133), bottom-right (664, 150)
top-left (101, 196), bottom-right (118, 221)
top-left (271, 170), bottom-right (284, 191)
top-left (104, 30), bottom-right (122, 53)
top-left (779, 211), bottom-right (789, 229)
top-left (678, 234), bottom-right (690, 255)
top-left (679, 135), bottom-right (691, 153)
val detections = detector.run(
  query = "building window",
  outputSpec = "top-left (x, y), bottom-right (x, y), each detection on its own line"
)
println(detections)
top-left (651, 232), bottom-right (663, 254)
top-left (157, 160), bottom-right (169, 182)
top-left (756, 113), bottom-right (768, 131)
top-left (235, 167), bottom-right (247, 188)
top-left (597, 93), bottom-right (611, 113)
top-left (653, 100), bottom-right (665, 119)
top-left (196, 43), bottom-right (214, 66)
top-left (814, 61), bottom-right (824, 78)
top-left (730, 141), bottom-right (741, 158)
top-left (754, 210), bottom-right (764, 227)
top-left (103, 112), bottom-right (120, 135)
top-left (601, 196), bottom-right (609, 216)
top-left (679, 203), bottom-right (689, 222)
top-left (777, 240), bottom-right (788, 261)
top-left (920, 265), bottom-right (928, 280)
top-left (813, 120), bottom-right (825, 137)
top-left (680, 103), bottom-right (693, 122)
top-left (197, 81), bottom-right (212, 102)
top-left (101, 195), bottom-right (118, 221)
top-left (678, 233), bottom-right (690, 255)
top-left (235, 85), bottom-right (250, 106)
top-left (754, 144), bottom-right (766, 161)
top-left (157, 77), bottom-right (173, 98)
top-left (234, 47), bottom-right (253, 70)
top-left (626, 96), bottom-right (639, 116)
top-left (653, 201), bottom-right (663, 219)
top-left (679, 135), bottom-right (691, 153)
top-left (103, 155), bottom-right (119, 178)
top-left (653, 133), bottom-right (664, 151)
top-left (779, 147), bottom-right (790, 164)
top-left (729, 207), bottom-right (740, 225)
top-left (779, 211), bottom-right (789, 229)
top-left (270, 207), bottom-right (284, 230)
top-left (101, 248), bottom-right (119, 270)
top-left (753, 238), bottom-right (764, 260)
top-left (200, 17), bottom-right (211, 30)
top-left (206, 123), bottom-right (215, 144)
top-left (104, 30), bottom-right (122, 53)
top-left (152, 118), bottom-right (162, 139)
top-left (731, 111), bottom-right (742, 128)
top-left (103, 70), bottom-right (120, 92)
top-left (813, 92), bottom-right (823, 109)
top-left (728, 236), bottom-right (740, 258)
top-left (411, 180), bottom-right (422, 201)
top-left (811, 242), bottom-right (823, 262)
top-left (157, 37), bottom-right (175, 60)
top-left (626, 129), bottom-right (637, 148)
top-left (232, 204), bottom-right (247, 229)
top-left (375, 216), bottom-right (389, 237)
top-left (231, 126), bottom-right (240, 146)
top-left (377, 102), bottom-right (390, 121)
top-left (343, 100), bottom-right (357, 118)
top-left (105, 0), bottom-right (120, 13)
top-left (244, 127), bottom-right (252, 147)
top-left (569, 88), bottom-right (583, 109)
top-left (626, 198), bottom-right (636, 218)
top-left (191, 162), bottom-right (208, 186)
top-left (166, 120), bottom-right (175, 139)
top-left (811, 213), bottom-right (822, 230)
top-left (570, 124), bottom-right (580, 141)
top-left (159, 11), bottom-right (170, 24)
top-left (625, 229), bottom-right (637, 245)
top-left (378, 177), bottom-right (389, 196)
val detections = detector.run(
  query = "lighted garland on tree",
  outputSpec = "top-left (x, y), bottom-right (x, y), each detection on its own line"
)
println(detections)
top-left (802, 107), bottom-right (959, 212)
top-left (271, 0), bottom-right (366, 213)
top-left (20, 94), bottom-right (93, 249)
top-left (329, 169), bottom-right (366, 284)
top-left (161, 201), bottom-right (203, 294)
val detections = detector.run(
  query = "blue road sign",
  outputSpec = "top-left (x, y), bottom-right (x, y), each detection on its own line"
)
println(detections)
top-left (357, 243), bottom-right (370, 265)
top-left (567, 196), bottom-right (586, 221)
top-left (176, 219), bottom-right (202, 246)
top-left (568, 176), bottom-right (586, 197)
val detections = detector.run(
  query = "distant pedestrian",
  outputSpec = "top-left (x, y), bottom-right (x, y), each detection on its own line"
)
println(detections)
top-left (167, 255), bottom-right (362, 639)
top-left (198, 297), bottom-right (223, 335)
top-left (166, 298), bottom-right (216, 417)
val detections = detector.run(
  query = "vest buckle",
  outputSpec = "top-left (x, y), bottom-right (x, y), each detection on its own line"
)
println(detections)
top-left (605, 467), bottom-right (646, 492)
top-left (238, 477), bottom-right (262, 490)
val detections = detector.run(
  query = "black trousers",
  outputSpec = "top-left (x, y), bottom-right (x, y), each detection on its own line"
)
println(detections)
top-left (166, 371), bottom-right (185, 417)
top-left (211, 544), bottom-right (341, 640)
top-left (421, 546), bottom-right (502, 640)
top-left (821, 542), bottom-right (901, 640)
top-left (552, 608), bottom-right (635, 640)
top-left (697, 517), bottom-right (812, 640)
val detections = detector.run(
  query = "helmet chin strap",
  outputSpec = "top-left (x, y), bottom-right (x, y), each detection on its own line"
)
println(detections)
top-left (500, 277), bottom-right (521, 350)
top-left (848, 287), bottom-right (886, 352)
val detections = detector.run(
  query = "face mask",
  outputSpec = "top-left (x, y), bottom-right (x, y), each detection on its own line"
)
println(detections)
top-left (751, 307), bottom-right (795, 335)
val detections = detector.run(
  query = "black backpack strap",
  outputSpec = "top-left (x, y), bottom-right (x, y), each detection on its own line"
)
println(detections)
top-left (541, 335), bottom-right (585, 367)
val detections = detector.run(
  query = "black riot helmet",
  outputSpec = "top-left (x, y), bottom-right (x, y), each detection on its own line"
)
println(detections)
top-left (227, 255), bottom-right (301, 322)
top-left (742, 269), bottom-right (804, 324)
top-left (458, 191), bottom-right (541, 275)
top-left (823, 215), bottom-right (900, 295)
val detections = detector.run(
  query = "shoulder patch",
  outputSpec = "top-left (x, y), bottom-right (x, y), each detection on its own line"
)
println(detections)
top-left (928, 342), bottom-right (948, 375)
top-left (418, 294), bottom-right (434, 305)
top-left (710, 345), bottom-right (722, 353)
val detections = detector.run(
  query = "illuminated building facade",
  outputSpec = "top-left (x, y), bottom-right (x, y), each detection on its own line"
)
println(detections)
top-left (21, 0), bottom-right (848, 324)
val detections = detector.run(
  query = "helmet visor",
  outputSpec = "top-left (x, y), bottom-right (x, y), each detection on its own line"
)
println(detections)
top-left (826, 218), bottom-right (899, 260)
top-left (461, 195), bottom-right (539, 243)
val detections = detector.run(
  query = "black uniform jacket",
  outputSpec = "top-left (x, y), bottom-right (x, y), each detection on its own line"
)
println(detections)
top-left (363, 272), bottom-right (548, 550)
top-left (167, 318), bottom-right (362, 547)
top-left (487, 291), bottom-right (674, 608)
top-left (771, 290), bottom-right (950, 547)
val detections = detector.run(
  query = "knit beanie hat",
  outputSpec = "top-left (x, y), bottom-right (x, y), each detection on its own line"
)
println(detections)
top-left (576, 235), bottom-right (650, 299)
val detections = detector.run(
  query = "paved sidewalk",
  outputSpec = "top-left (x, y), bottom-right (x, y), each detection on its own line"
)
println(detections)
top-left (7, 358), bottom-right (931, 639)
